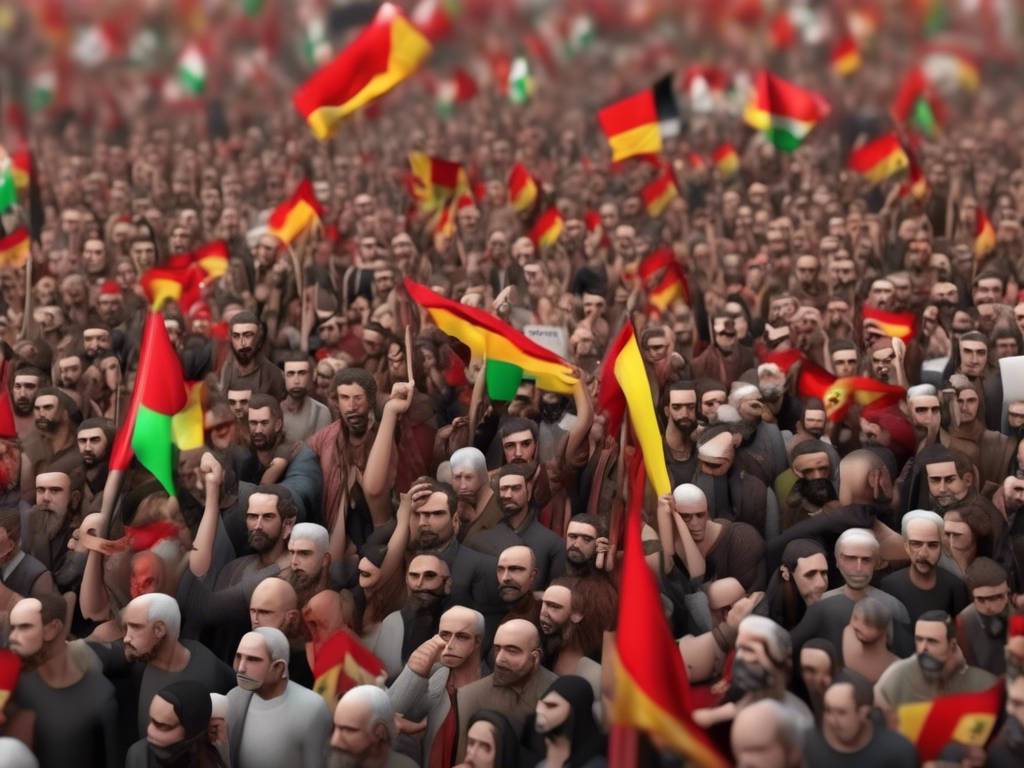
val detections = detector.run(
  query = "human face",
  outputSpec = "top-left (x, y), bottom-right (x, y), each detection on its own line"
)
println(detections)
top-left (8, 600), bottom-right (45, 660)
top-left (1006, 675), bottom-right (1024, 729)
top-left (799, 647), bottom-right (833, 696)
top-left (731, 721), bottom-right (791, 768)
top-left (234, 633), bottom-right (280, 692)
top-left (361, 328), bottom-right (385, 358)
top-left (146, 695), bottom-right (186, 748)
top-left (330, 696), bottom-right (378, 764)
top-left (535, 691), bottom-right (572, 735)
top-left (959, 339), bottom-right (988, 377)
top-left (451, 463), bottom-right (484, 503)
top-left (956, 389), bottom-right (980, 423)
top-left (790, 553), bottom-right (829, 605)
top-left (972, 582), bottom-right (1009, 618)
top-left (250, 585), bottom-right (292, 630)
top-left (405, 555), bottom-right (448, 608)
top-left (497, 549), bottom-right (535, 602)
top-left (502, 429), bottom-right (535, 464)
top-left (831, 350), bottom-right (858, 378)
top-left (909, 396), bottom-right (941, 430)
top-left (849, 610), bottom-right (884, 645)
top-left (666, 389), bottom-right (697, 434)
top-left (82, 238), bottom-right (107, 275)
top-left (793, 451), bottom-right (830, 481)
top-left (414, 492), bottom-right (454, 549)
top-left (336, 383), bottom-right (370, 436)
top-left (868, 280), bottom-right (894, 308)
top-left (245, 494), bottom-right (285, 553)
top-left (123, 599), bottom-right (164, 662)
top-left (438, 611), bottom-right (480, 669)
top-left (973, 277), bottom-right (1003, 305)
top-left (289, 538), bottom-right (326, 586)
top-left (915, 620), bottom-right (952, 663)
top-left (35, 472), bottom-right (71, 516)
top-left (795, 256), bottom-right (818, 286)
top-left (802, 410), bottom-right (826, 438)
top-left (58, 355), bottom-right (83, 387)
top-left (231, 323), bottom-right (260, 364)
top-left (33, 394), bottom-right (62, 433)
top-left (823, 683), bottom-right (867, 748)
top-left (498, 475), bottom-right (529, 518)
top-left (247, 406), bottom-right (280, 450)
top-left (83, 328), bottom-right (111, 358)
top-left (12, 374), bottom-right (40, 415)
top-left (283, 362), bottom-right (310, 399)
top-left (837, 540), bottom-right (876, 590)
top-left (582, 294), bottom-right (605, 318)
top-left (227, 390), bottom-right (251, 421)
top-left (565, 522), bottom-right (598, 565)
top-left (713, 317), bottom-right (737, 352)
top-left (943, 512), bottom-right (975, 555)
top-left (927, 461), bottom-right (967, 508)
top-left (996, 336), bottom-right (1019, 359)
top-left (643, 332), bottom-right (668, 363)
top-left (463, 721), bottom-right (498, 768)
top-left (905, 518), bottom-right (941, 575)
top-left (677, 500), bottom-right (709, 543)
top-left (871, 347), bottom-right (896, 381)
top-left (539, 585), bottom-right (574, 636)
top-left (491, 623), bottom-right (539, 687)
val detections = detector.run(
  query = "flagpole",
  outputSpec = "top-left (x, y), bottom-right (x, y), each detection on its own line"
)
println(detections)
top-left (20, 242), bottom-right (32, 338)
top-left (605, 418), bottom-right (629, 572)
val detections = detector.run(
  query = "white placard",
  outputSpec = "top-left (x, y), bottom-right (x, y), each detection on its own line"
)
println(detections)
top-left (524, 325), bottom-right (569, 359)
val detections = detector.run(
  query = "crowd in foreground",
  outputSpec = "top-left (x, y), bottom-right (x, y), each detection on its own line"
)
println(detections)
top-left (3, 2), bottom-right (1024, 768)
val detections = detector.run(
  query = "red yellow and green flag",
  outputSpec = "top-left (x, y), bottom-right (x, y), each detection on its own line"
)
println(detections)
top-left (529, 207), bottom-right (564, 249)
top-left (892, 68), bottom-right (942, 137)
top-left (975, 209), bottom-right (996, 257)
top-left (922, 46), bottom-right (980, 92)
top-left (109, 313), bottom-right (189, 495)
top-left (743, 71), bottom-right (831, 152)
top-left (404, 277), bottom-right (577, 398)
top-left (507, 163), bottom-right (539, 214)
top-left (268, 179), bottom-right (323, 245)
top-left (293, 3), bottom-right (431, 139)
top-left (897, 682), bottom-right (1003, 762)
top-left (712, 143), bottom-right (740, 178)
top-left (0, 229), bottom-right (30, 269)
top-left (848, 134), bottom-right (909, 183)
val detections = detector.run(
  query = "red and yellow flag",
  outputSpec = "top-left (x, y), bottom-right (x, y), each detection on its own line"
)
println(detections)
top-left (822, 377), bottom-right (905, 422)
top-left (268, 179), bottom-right (323, 246)
top-left (897, 682), bottom-right (1003, 762)
top-left (848, 134), bottom-right (909, 184)
top-left (529, 207), bottom-right (564, 249)
top-left (292, 3), bottom-right (431, 139)
top-left (640, 248), bottom-right (689, 312)
top-left (507, 162), bottom-right (538, 213)
top-left (830, 35), bottom-right (862, 76)
top-left (597, 76), bottom-right (680, 163)
top-left (975, 209), bottom-right (996, 257)
top-left (901, 141), bottom-right (928, 199)
top-left (0, 228), bottom-right (30, 269)
top-left (140, 264), bottom-right (204, 312)
top-left (863, 305), bottom-right (917, 343)
top-left (0, 648), bottom-right (21, 712)
top-left (641, 168), bottom-right (679, 218)
top-left (408, 152), bottom-right (469, 214)
top-left (712, 143), bottom-right (739, 177)
top-left (313, 628), bottom-right (386, 711)
top-left (193, 241), bottom-right (228, 279)
top-left (10, 148), bottom-right (30, 190)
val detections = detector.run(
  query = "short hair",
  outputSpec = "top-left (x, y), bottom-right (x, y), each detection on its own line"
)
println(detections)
top-left (253, 627), bottom-right (290, 674)
top-left (917, 610), bottom-right (955, 639)
top-left (0, 508), bottom-right (20, 542)
top-left (416, 478), bottom-right (457, 518)
top-left (965, 557), bottom-right (1008, 592)
top-left (290, 523), bottom-right (329, 554)
top-left (247, 393), bottom-right (282, 421)
top-left (851, 596), bottom-right (891, 629)
top-left (831, 669), bottom-right (874, 709)
top-left (901, 509), bottom-right (944, 539)
top-left (77, 417), bottom-right (115, 441)
top-left (131, 592), bottom-right (181, 640)
top-left (835, 528), bottom-right (879, 559)
top-left (568, 513), bottom-right (606, 538)
top-left (442, 606), bottom-right (485, 639)
top-left (13, 365), bottom-right (46, 381)
top-left (334, 367), bottom-right (377, 405)
top-left (728, 383), bottom-right (761, 408)
top-left (499, 416), bottom-right (538, 442)
top-left (662, 380), bottom-right (698, 410)
top-left (495, 463), bottom-right (532, 484)
top-left (790, 439), bottom-right (831, 462)
top-left (256, 485), bottom-right (299, 523)
top-left (279, 350), bottom-right (314, 368)
top-left (739, 699), bottom-right (803, 751)
top-left (920, 445), bottom-right (972, 478)
top-left (229, 310), bottom-right (261, 329)
top-left (830, 339), bottom-right (857, 354)
top-left (37, 593), bottom-right (68, 628)
top-left (738, 615), bottom-right (791, 666)
top-left (449, 447), bottom-right (487, 475)
top-left (341, 685), bottom-right (395, 741)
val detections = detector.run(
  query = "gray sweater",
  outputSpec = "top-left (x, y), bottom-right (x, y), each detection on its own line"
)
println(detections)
top-left (227, 681), bottom-right (331, 768)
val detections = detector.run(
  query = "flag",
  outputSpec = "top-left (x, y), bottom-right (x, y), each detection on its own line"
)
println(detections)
top-left (171, 381), bottom-right (205, 451)
top-left (901, 142), bottom-right (929, 199)
top-left (29, 68), bottom-right (57, 112)
top-left (613, 324), bottom-right (671, 496)
top-left (0, 649), bottom-right (20, 713)
top-left (507, 163), bottom-right (538, 213)
top-left (596, 323), bottom-right (631, 439)
top-left (892, 68), bottom-right (942, 137)
top-left (71, 22), bottom-right (121, 68)
top-left (10, 149), bottom-right (30, 191)
top-left (639, 248), bottom-right (689, 312)
top-left (0, 229), bottom-right (29, 269)
top-left (293, 3), bottom-right (432, 139)
top-left (863, 305), bottom-right (918, 343)
top-left (177, 43), bottom-right (207, 95)
top-left (268, 179), bottom-right (323, 245)
top-left (975, 209), bottom-right (996, 257)
top-left (140, 264), bottom-right (204, 312)
top-left (435, 68), bottom-right (476, 116)
top-left (743, 71), bottom-right (831, 152)
top-left (922, 47), bottom-right (980, 92)
top-left (612, 440), bottom-right (728, 767)
top-left (529, 207), bottom-right (564, 248)
top-left (897, 682), bottom-right (1003, 762)
top-left (508, 56), bottom-right (533, 105)
top-left (566, 13), bottom-right (596, 55)
top-left (313, 628), bottom-right (386, 710)
top-left (124, 520), bottom-right (181, 551)
top-left (713, 143), bottom-right (740, 177)
top-left (0, 359), bottom-right (16, 439)
top-left (408, 152), bottom-right (469, 214)
top-left (412, 0), bottom-right (462, 42)
top-left (848, 134), bottom-right (909, 183)
top-left (598, 75), bottom-right (680, 162)
top-left (0, 149), bottom-right (16, 213)
top-left (641, 168), bottom-right (679, 218)
top-left (108, 313), bottom-right (189, 495)
top-left (821, 377), bottom-right (905, 422)
top-left (404, 278), bottom-right (578, 397)
top-left (770, 10), bottom-right (797, 50)
top-left (831, 35), bottom-right (862, 76)
top-left (193, 241), bottom-right (229, 279)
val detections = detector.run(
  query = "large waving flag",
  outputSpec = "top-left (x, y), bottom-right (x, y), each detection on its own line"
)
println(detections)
top-left (268, 179), bottom-right (324, 245)
top-left (822, 377), bottom-right (905, 422)
top-left (293, 3), bottom-right (432, 139)
top-left (0, 649), bottom-right (20, 713)
top-left (743, 71), bottom-right (830, 152)
top-left (863, 305), bottom-right (918, 343)
top-left (529, 207), bottom-right (564, 249)
top-left (892, 68), bottom-right (943, 137)
top-left (598, 75), bottom-right (680, 162)
top-left (109, 313), bottom-right (189, 496)
top-left (404, 278), bottom-right (578, 397)
top-left (897, 682), bottom-right (1003, 762)
top-left (313, 628), bottom-right (386, 711)
top-left (848, 134), bottom-right (909, 184)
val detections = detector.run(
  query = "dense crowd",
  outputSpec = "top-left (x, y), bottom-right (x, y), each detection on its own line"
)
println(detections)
top-left (2, 1), bottom-right (1024, 767)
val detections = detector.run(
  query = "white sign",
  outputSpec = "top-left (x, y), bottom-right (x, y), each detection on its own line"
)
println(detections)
top-left (1001, 355), bottom-right (1024, 403)
top-left (524, 325), bottom-right (569, 359)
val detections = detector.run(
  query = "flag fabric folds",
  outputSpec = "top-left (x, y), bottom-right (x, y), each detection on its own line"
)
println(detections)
top-left (892, 68), bottom-right (942, 137)
top-left (641, 168), bottom-right (679, 217)
top-left (831, 35), bottom-right (862, 76)
top-left (612, 324), bottom-right (671, 496)
top-left (193, 241), bottom-right (229, 279)
top-left (529, 207), bottom-right (564, 248)
top-left (507, 163), bottom-right (539, 213)
top-left (0, 649), bottom-right (20, 713)
top-left (640, 248), bottom-right (689, 311)
top-left (293, 3), bottom-right (432, 139)
top-left (896, 682), bottom-right (1003, 762)
top-left (975, 209), bottom-right (996, 257)
top-left (404, 278), bottom-right (578, 397)
top-left (743, 71), bottom-right (831, 152)
top-left (171, 381), bottom-right (206, 451)
top-left (313, 628), bottom-right (386, 711)
top-left (595, 323), bottom-right (632, 440)
top-left (901, 142), bottom-right (929, 199)
top-left (109, 312), bottom-right (189, 496)
top-left (268, 179), bottom-right (324, 245)
top-left (408, 152), bottom-right (470, 214)
top-left (0, 229), bottom-right (30, 269)
top-left (848, 134), bottom-right (909, 183)
top-left (140, 265), bottom-right (204, 311)
top-left (598, 75), bottom-right (680, 162)
top-left (863, 306), bottom-right (918, 343)
top-left (712, 143), bottom-right (739, 177)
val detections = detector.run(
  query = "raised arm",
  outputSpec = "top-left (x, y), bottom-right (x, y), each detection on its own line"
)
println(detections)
top-left (188, 452), bottom-right (224, 580)
top-left (563, 375), bottom-right (594, 465)
top-left (361, 381), bottom-right (413, 505)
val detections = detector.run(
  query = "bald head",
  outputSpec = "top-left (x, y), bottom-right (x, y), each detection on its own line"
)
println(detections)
top-left (250, 577), bottom-right (299, 631)
top-left (303, 590), bottom-right (348, 648)
top-left (130, 549), bottom-right (167, 598)
top-left (837, 449), bottom-right (892, 506)
top-left (497, 546), bottom-right (538, 602)
top-left (438, 606), bottom-right (485, 669)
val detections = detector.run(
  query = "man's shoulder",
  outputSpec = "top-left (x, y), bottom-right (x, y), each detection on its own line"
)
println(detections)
top-left (307, 419), bottom-right (341, 450)
top-left (285, 680), bottom-right (330, 711)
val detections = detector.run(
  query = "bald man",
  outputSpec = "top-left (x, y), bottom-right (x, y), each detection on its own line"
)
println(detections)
top-left (389, 606), bottom-right (487, 766)
top-left (249, 577), bottom-right (313, 688)
top-left (496, 545), bottom-right (542, 630)
top-left (454, 619), bottom-right (557, 761)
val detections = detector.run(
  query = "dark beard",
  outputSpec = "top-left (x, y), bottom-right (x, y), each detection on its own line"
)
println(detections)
top-left (499, 501), bottom-right (523, 522)
top-left (342, 412), bottom-right (368, 437)
top-left (247, 529), bottom-right (278, 554)
top-left (287, 388), bottom-right (307, 400)
top-left (327, 748), bottom-right (370, 768)
top-left (566, 557), bottom-right (595, 577)
top-left (125, 643), bottom-right (159, 663)
top-left (672, 417), bottom-right (697, 436)
top-left (233, 347), bottom-right (257, 365)
top-left (287, 568), bottom-right (320, 595)
top-left (35, 417), bottom-right (58, 433)
top-left (795, 478), bottom-right (837, 507)
top-left (12, 399), bottom-right (32, 416)
top-left (407, 588), bottom-right (445, 611)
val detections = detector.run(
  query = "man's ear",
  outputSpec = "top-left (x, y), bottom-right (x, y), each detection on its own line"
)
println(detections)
top-left (780, 565), bottom-right (791, 583)
top-left (153, 621), bottom-right (166, 641)
top-left (282, 518), bottom-right (295, 539)
top-left (570, 611), bottom-right (583, 625)
top-left (443, 576), bottom-right (452, 596)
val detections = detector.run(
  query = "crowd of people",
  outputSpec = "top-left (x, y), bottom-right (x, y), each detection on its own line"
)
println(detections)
top-left (1, 1), bottom-right (1024, 767)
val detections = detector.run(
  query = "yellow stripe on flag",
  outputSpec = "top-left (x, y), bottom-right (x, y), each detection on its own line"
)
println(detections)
top-left (146, 277), bottom-right (184, 310)
top-left (269, 200), bottom-right (320, 245)
top-left (897, 701), bottom-right (931, 745)
top-left (613, 327), bottom-right (671, 495)
top-left (607, 123), bottom-right (662, 162)
top-left (171, 383), bottom-right (205, 451)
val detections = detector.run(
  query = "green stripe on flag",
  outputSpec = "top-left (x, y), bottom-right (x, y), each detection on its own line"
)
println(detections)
top-left (911, 98), bottom-right (938, 137)
top-left (486, 360), bottom-right (524, 401)
top-left (132, 405), bottom-right (177, 496)
top-left (0, 167), bottom-right (16, 213)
